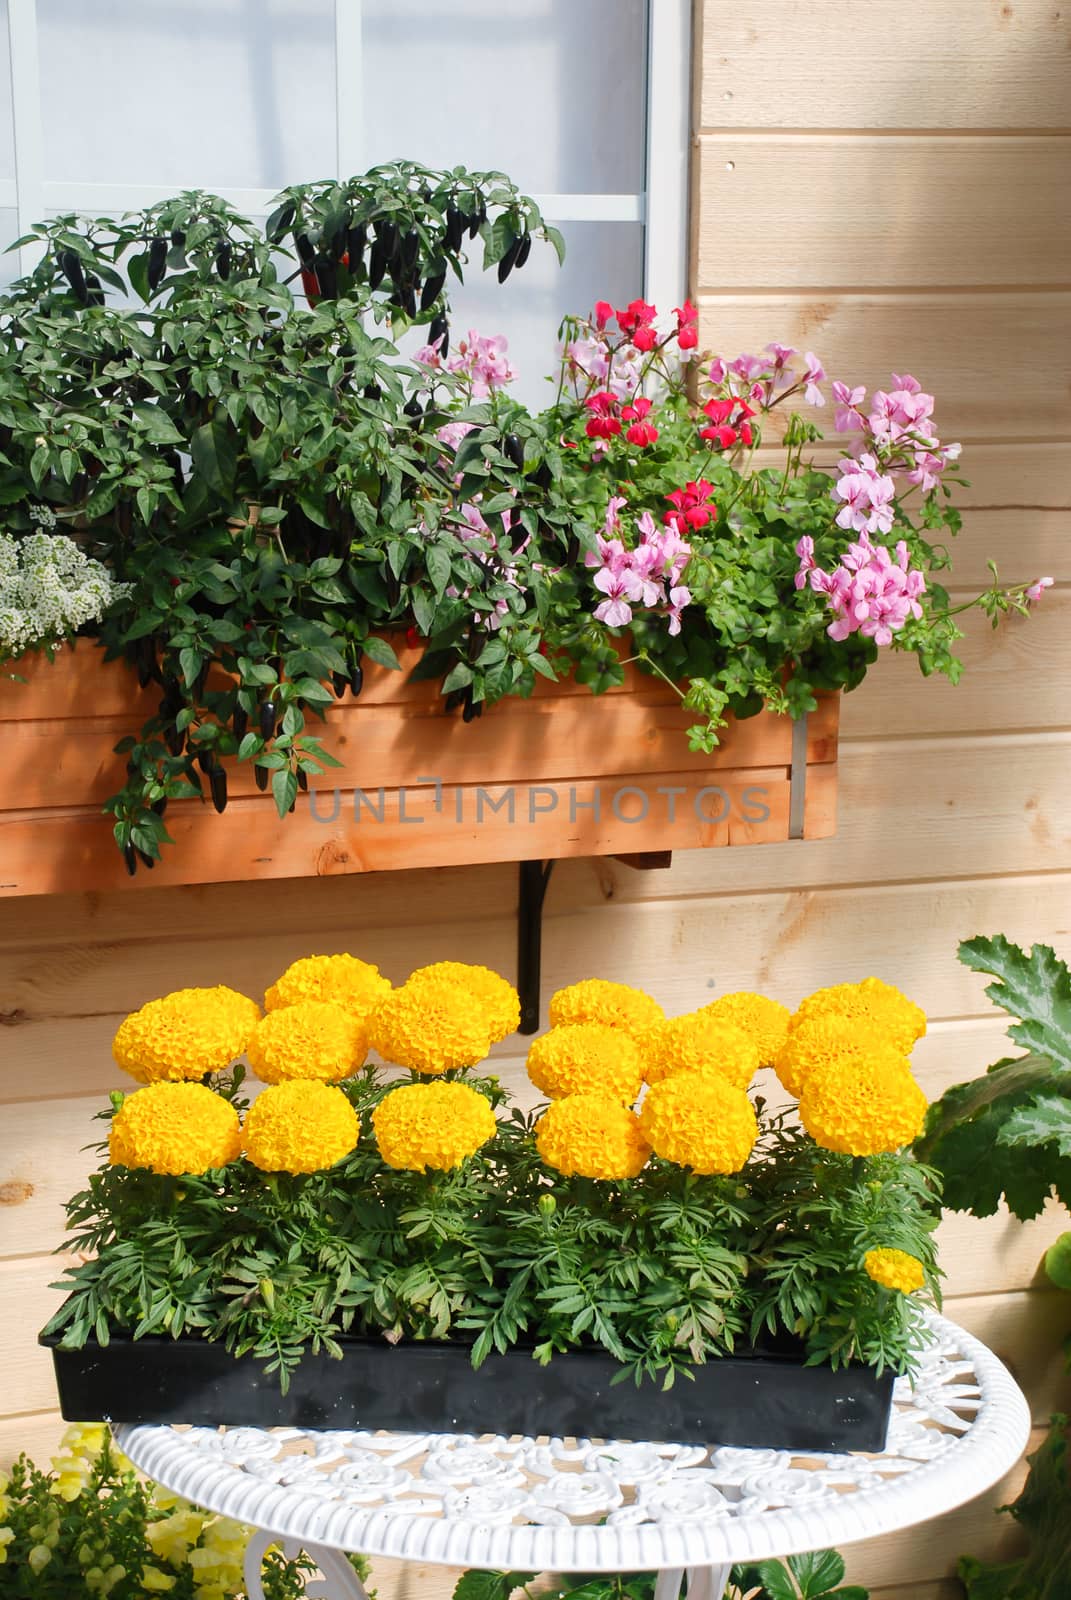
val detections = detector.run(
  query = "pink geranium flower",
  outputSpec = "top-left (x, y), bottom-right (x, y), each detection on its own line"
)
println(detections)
top-left (1026, 576), bottom-right (1054, 604)
top-left (593, 564), bottom-right (643, 626)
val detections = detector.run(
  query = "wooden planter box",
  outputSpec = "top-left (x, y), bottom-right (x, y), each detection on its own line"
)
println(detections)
top-left (0, 643), bottom-right (838, 897)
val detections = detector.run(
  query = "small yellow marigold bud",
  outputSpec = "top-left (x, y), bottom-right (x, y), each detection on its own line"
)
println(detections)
top-left (109, 1082), bottom-right (241, 1176)
top-left (241, 1080), bottom-right (359, 1174)
top-left (535, 1093), bottom-right (650, 1180)
top-left (699, 992), bottom-right (791, 1068)
top-left (265, 953), bottom-right (392, 1020)
top-left (864, 1247), bottom-right (926, 1294)
top-left (408, 961), bottom-right (520, 1043)
top-left (372, 1081), bottom-right (496, 1173)
top-left (639, 1073), bottom-right (758, 1174)
top-left (112, 986), bottom-right (260, 1083)
top-left (640, 1013), bottom-right (759, 1092)
top-left (548, 978), bottom-right (664, 1037)
top-left (247, 999), bottom-right (369, 1084)
top-left (526, 1022), bottom-right (644, 1104)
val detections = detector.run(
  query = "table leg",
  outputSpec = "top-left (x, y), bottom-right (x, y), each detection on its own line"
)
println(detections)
top-left (652, 1565), bottom-right (731, 1600)
top-left (242, 1530), bottom-right (371, 1600)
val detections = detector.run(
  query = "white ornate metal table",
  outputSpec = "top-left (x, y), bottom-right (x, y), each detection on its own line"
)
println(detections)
top-left (113, 1313), bottom-right (1030, 1600)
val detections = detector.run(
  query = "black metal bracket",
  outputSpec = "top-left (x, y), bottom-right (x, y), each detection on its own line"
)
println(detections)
top-left (515, 853), bottom-right (674, 1034)
top-left (517, 859), bottom-right (555, 1034)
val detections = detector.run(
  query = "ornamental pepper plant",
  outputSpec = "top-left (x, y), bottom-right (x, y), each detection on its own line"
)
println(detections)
top-left (0, 164), bottom-right (1047, 872)
top-left (45, 957), bottom-right (941, 1389)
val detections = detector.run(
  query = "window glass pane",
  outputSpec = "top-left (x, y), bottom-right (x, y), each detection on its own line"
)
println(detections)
top-left (362, 0), bottom-right (648, 195)
top-left (37, 0), bottom-right (335, 191)
top-left (0, 2), bottom-right (13, 182)
top-left (442, 220), bottom-right (644, 407)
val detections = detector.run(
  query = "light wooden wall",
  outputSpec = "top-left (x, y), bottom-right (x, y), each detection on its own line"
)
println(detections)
top-left (1, 2), bottom-right (1070, 1593)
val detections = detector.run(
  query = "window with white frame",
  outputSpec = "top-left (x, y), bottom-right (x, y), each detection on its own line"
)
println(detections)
top-left (0, 0), bottom-right (689, 401)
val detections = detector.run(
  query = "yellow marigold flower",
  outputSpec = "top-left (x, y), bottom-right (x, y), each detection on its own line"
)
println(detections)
top-left (774, 1012), bottom-right (887, 1098)
top-left (641, 1013), bottom-right (760, 1092)
top-left (264, 953), bottom-right (392, 1020)
top-left (408, 961), bottom-right (520, 1043)
top-left (798, 1050), bottom-right (928, 1155)
top-left (864, 1247), bottom-right (926, 1294)
top-left (548, 978), bottom-right (664, 1038)
top-left (373, 1080), bottom-right (496, 1173)
top-left (535, 1093), bottom-right (650, 1180)
top-left (109, 1083), bottom-right (241, 1176)
top-left (113, 986), bottom-right (260, 1083)
top-left (241, 1080), bottom-right (358, 1174)
top-left (246, 999), bottom-right (368, 1084)
top-left (526, 1023), bottom-right (644, 1104)
top-left (368, 977), bottom-right (493, 1074)
top-left (639, 1074), bottom-right (758, 1175)
top-left (789, 977), bottom-right (926, 1056)
top-left (700, 992), bottom-right (791, 1069)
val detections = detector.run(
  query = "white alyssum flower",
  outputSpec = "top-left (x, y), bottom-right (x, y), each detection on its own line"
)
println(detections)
top-left (0, 525), bottom-right (129, 659)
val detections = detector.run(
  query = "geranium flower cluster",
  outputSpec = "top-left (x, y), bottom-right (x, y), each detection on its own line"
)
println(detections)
top-left (586, 499), bottom-right (692, 633)
top-left (797, 529), bottom-right (927, 647)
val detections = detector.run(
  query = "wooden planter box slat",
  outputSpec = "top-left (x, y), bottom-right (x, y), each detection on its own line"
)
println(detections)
top-left (0, 644), bottom-right (839, 896)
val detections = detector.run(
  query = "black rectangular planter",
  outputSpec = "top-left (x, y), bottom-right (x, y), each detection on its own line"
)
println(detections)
top-left (41, 1325), bottom-right (895, 1453)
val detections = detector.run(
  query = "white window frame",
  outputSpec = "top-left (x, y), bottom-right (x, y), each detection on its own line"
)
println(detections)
top-left (4, 0), bottom-right (691, 304)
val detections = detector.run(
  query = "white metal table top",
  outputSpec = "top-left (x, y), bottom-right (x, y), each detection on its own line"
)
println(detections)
top-left (113, 1312), bottom-right (1030, 1577)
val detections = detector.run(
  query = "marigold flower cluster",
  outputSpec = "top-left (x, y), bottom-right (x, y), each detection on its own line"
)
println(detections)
top-left (112, 986), bottom-right (260, 1083)
top-left (789, 977), bottom-right (926, 1057)
top-left (641, 1012), bottom-right (759, 1091)
top-left (373, 1080), bottom-right (497, 1172)
top-left (265, 952), bottom-right (391, 1019)
top-left (864, 1247), bottom-right (926, 1295)
top-left (109, 1082), bottom-right (241, 1176)
top-left (247, 998), bottom-right (368, 1083)
top-left (526, 1022), bottom-right (644, 1103)
top-left (369, 973), bottom-right (495, 1073)
top-left (535, 1094), bottom-right (650, 1180)
top-left (639, 1073), bottom-right (758, 1174)
top-left (242, 1080), bottom-right (359, 1173)
top-left (700, 992), bottom-right (791, 1068)
top-left (798, 1049), bottom-right (928, 1155)
top-left (548, 978), bottom-right (664, 1037)
top-left (407, 961), bottom-right (520, 1042)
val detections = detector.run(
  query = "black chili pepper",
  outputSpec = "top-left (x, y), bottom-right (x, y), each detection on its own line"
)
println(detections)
top-left (429, 312), bottom-right (449, 357)
top-left (401, 228), bottom-right (420, 267)
top-left (295, 231), bottom-right (316, 267)
top-left (151, 797), bottom-right (168, 818)
top-left (376, 219), bottom-right (397, 257)
top-left (445, 688), bottom-right (466, 713)
top-left (170, 227), bottom-right (186, 248)
top-left (232, 703), bottom-right (248, 739)
top-left (363, 381), bottom-right (382, 401)
top-left (196, 750), bottom-right (214, 776)
top-left (259, 699), bottom-right (276, 739)
top-left (215, 241), bottom-right (232, 280)
top-left (123, 843), bottom-right (138, 877)
top-left (314, 254), bottom-right (338, 298)
top-left (297, 768), bottom-right (309, 793)
top-left (368, 239), bottom-right (388, 290)
top-left (147, 237), bottom-right (168, 290)
top-left (137, 848), bottom-right (156, 870)
top-left (503, 433), bottom-right (525, 471)
top-left (404, 397), bottom-right (423, 419)
top-left (254, 764), bottom-right (269, 792)
top-left (420, 263), bottom-right (446, 311)
top-left (346, 222), bottom-right (366, 270)
top-left (497, 236), bottom-right (523, 284)
top-left (462, 688), bottom-right (482, 722)
top-left (59, 249), bottom-right (88, 303)
top-left (331, 670), bottom-right (348, 699)
top-left (85, 272), bottom-right (105, 307)
top-left (402, 285), bottom-right (417, 318)
top-left (329, 219), bottom-right (349, 261)
top-left (165, 724), bottom-right (185, 758)
top-left (385, 570), bottom-right (401, 607)
top-left (466, 207), bottom-right (481, 239)
top-left (532, 459), bottom-right (553, 490)
top-left (515, 232), bottom-right (532, 268)
top-left (445, 205), bottom-right (464, 253)
top-left (210, 767), bottom-right (228, 813)
top-left (349, 661), bottom-right (364, 697)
